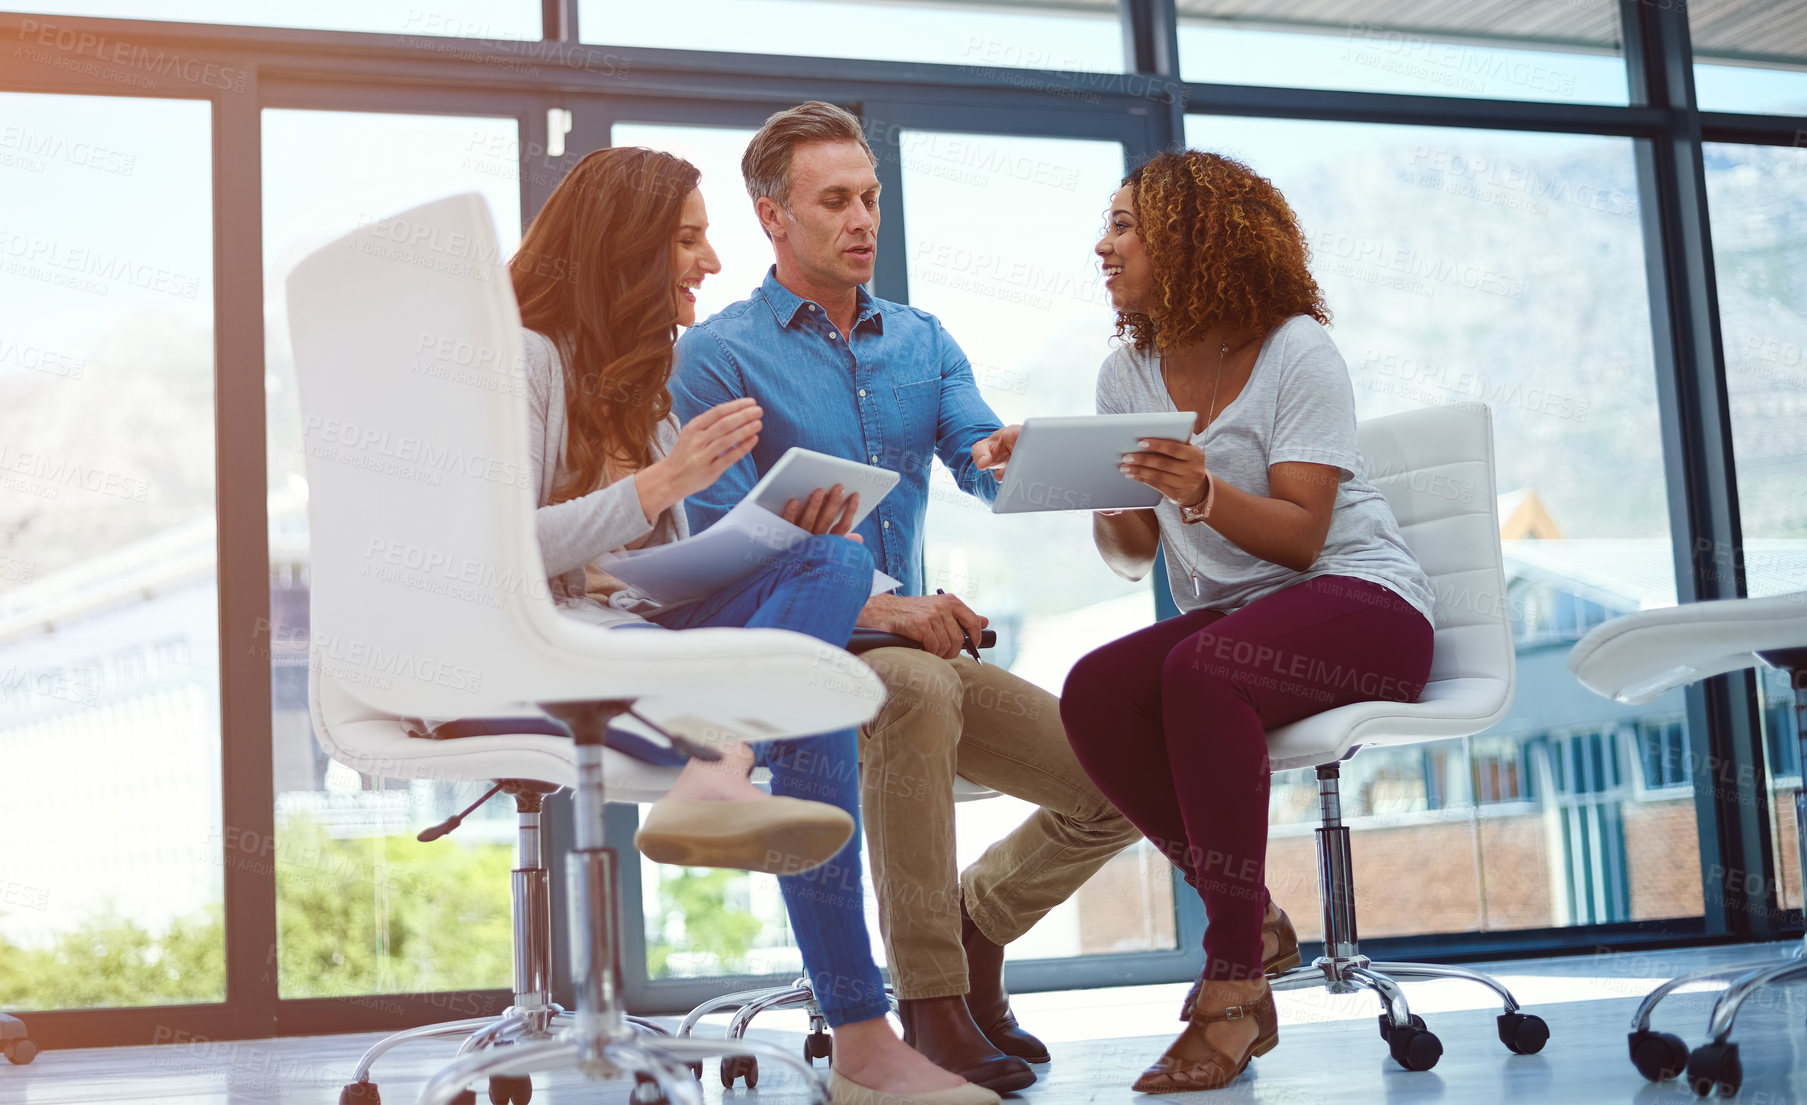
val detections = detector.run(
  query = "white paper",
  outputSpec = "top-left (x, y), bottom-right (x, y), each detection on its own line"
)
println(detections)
top-left (600, 500), bottom-right (901, 608)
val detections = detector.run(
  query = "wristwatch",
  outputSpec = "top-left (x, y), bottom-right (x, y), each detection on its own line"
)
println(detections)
top-left (1178, 471), bottom-right (1215, 525)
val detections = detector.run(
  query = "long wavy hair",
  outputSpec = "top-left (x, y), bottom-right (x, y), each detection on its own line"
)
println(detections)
top-left (1116, 150), bottom-right (1329, 352)
top-left (510, 146), bottom-right (701, 503)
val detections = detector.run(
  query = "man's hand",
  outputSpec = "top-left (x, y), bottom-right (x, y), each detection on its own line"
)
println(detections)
top-left (780, 484), bottom-right (863, 542)
top-left (971, 424), bottom-right (1021, 480)
top-left (859, 592), bottom-right (988, 660)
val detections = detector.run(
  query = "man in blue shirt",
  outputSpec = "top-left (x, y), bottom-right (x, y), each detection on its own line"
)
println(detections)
top-left (672, 102), bottom-right (1139, 1093)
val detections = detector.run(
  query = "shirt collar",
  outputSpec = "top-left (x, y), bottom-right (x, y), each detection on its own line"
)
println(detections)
top-left (759, 267), bottom-right (886, 333)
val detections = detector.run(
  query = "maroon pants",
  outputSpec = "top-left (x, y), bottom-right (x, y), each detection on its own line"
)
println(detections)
top-left (1060, 575), bottom-right (1434, 981)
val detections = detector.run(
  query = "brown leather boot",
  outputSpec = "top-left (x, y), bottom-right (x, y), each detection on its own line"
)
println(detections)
top-left (1135, 978), bottom-right (1278, 1094)
top-left (895, 996), bottom-right (1037, 1093)
top-left (960, 902), bottom-right (1051, 1064)
top-left (1178, 900), bottom-right (1300, 1020)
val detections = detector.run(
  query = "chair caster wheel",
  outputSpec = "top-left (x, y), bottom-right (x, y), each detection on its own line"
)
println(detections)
top-left (1686, 1041), bottom-right (1741, 1097)
top-left (1498, 1012), bottom-right (1549, 1054)
top-left (1628, 1029), bottom-right (1688, 1082)
top-left (1387, 1024), bottom-right (1442, 1071)
top-left (688, 1061), bottom-right (704, 1079)
top-left (720, 1054), bottom-right (759, 1088)
top-left (451, 1090), bottom-right (477, 1105)
top-left (340, 1080), bottom-right (381, 1105)
top-left (1377, 1012), bottom-right (1425, 1041)
top-left (629, 1076), bottom-right (669, 1105)
top-left (488, 1073), bottom-right (532, 1104)
top-left (3, 1039), bottom-right (37, 1065)
top-left (804, 1029), bottom-right (833, 1064)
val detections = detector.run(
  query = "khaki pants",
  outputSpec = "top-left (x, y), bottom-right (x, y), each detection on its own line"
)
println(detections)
top-left (856, 647), bottom-right (1142, 1000)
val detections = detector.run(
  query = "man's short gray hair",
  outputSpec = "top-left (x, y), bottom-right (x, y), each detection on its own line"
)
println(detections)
top-left (741, 101), bottom-right (877, 209)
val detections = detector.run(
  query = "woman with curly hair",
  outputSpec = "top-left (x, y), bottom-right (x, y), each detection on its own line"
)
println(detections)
top-left (515, 146), bottom-right (997, 1105)
top-left (1002, 149), bottom-right (1435, 1092)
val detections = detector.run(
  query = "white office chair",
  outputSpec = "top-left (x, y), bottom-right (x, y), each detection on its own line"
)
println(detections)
top-left (287, 192), bottom-right (886, 1105)
top-left (1568, 591), bottom-right (1807, 1097)
top-left (1264, 402), bottom-right (1549, 1070)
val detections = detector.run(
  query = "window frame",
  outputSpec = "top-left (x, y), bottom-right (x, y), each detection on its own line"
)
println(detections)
top-left (1, 0), bottom-right (1797, 1047)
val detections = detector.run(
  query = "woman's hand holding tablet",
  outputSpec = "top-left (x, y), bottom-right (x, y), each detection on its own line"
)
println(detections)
top-left (989, 412), bottom-right (1197, 514)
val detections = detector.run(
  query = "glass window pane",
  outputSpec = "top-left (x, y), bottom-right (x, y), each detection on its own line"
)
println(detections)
top-left (611, 123), bottom-right (769, 325)
top-left (263, 108), bottom-right (523, 998)
top-left (581, 0), bottom-right (1125, 72)
top-left (1692, 0), bottom-right (1807, 115)
top-left (1178, 1), bottom-right (1629, 105)
top-left (901, 129), bottom-right (1176, 959)
top-left (1186, 114), bottom-right (1699, 936)
top-left (0, 91), bottom-right (221, 1010)
top-left (1703, 140), bottom-right (1807, 917)
top-left (11, 1), bottom-right (538, 38)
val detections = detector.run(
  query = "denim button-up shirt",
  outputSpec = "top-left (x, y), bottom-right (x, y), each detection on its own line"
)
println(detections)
top-left (670, 268), bottom-right (1001, 596)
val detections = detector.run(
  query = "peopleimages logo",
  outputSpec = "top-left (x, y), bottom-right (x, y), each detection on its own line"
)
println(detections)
top-left (301, 415), bottom-right (529, 489)
top-left (15, 18), bottom-right (251, 93)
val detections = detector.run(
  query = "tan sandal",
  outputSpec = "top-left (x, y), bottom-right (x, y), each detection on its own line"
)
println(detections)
top-left (828, 1070), bottom-right (1001, 1105)
top-left (634, 796), bottom-right (853, 874)
top-left (1135, 979), bottom-right (1278, 1094)
top-left (1179, 900), bottom-right (1300, 1019)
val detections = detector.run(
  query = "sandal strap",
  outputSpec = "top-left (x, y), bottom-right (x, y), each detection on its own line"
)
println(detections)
top-left (1193, 1000), bottom-right (1255, 1025)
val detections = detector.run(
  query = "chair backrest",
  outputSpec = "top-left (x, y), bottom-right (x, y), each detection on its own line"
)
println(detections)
top-left (1268, 402), bottom-right (1515, 770)
top-left (287, 193), bottom-right (554, 717)
top-left (1357, 402), bottom-right (1514, 707)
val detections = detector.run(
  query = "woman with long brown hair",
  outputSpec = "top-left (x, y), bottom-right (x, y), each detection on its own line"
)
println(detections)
top-left (509, 146), bottom-right (996, 1105)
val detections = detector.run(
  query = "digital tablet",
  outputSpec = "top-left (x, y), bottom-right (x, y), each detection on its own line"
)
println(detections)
top-left (992, 412), bottom-right (1198, 514)
top-left (746, 447), bottom-right (900, 529)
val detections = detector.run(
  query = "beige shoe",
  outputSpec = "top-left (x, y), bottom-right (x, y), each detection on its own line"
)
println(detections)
top-left (827, 1070), bottom-right (1002, 1105)
top-left (634, 796), bottom-right (853, 875)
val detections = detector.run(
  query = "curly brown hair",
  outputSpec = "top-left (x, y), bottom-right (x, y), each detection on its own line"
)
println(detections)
top-left (1116, 150), bottom-right (1328, 352)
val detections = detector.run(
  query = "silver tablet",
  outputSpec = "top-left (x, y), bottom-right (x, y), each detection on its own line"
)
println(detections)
top-left (747, 447), bottom-right (900, 529)
top-left (992, 412), bottom-right (1198, 514)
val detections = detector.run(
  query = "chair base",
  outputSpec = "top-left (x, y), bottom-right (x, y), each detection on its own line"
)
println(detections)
top-left (676, 977), bottom-right (895, 1086)
top-left (1268, 953), bottom-right (1548, 1072)
top-left (1280, 763), bottom-right (1550, 1074)
top-left (1626, 667), bottom-right (1807, 1098)
top-left (407, 1025), bottom-right (828, 1105)
top-left (1624, 938), bottom-right (1807, 1098)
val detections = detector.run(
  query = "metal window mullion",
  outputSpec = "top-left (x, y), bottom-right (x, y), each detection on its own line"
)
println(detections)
top-left (216, 66), bottom-right (279, 1035)
top-left (1621, 0), bottom-right (1776, 940)
top-left (542, 0), bottom-right (575, 43)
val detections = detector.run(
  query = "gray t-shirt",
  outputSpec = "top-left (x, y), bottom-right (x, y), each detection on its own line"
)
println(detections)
top-left (1095, 315), bottom-right (1435, 621)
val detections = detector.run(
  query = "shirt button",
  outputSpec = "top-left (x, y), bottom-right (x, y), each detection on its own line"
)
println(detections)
top-left (869, 455), bottom-right (878, 463)
top-left (858, 388), bottom-right (867, 397)
top-left (881, 519), bottom-right (889, 529)
top-left (829, 331), bottom-right (840, 340)
top-left (806, 304), bottom-right (817, 312)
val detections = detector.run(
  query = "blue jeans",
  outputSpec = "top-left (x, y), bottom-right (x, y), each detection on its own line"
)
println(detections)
top-left (636, 534), bottom-right (890, 1027)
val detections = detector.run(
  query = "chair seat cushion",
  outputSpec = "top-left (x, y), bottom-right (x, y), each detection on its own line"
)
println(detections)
top-left (1267, 676), bottom-right (1514, 773)
top-left (1568, 591), bottom-right (1807, 703)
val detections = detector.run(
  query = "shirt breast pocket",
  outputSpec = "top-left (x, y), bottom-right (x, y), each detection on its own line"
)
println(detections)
top-left (891, 377), bottom-right (940, 453)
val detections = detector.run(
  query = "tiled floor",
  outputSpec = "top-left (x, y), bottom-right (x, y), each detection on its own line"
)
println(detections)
top-left (4, 943), bottom-right (1805, 1104)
